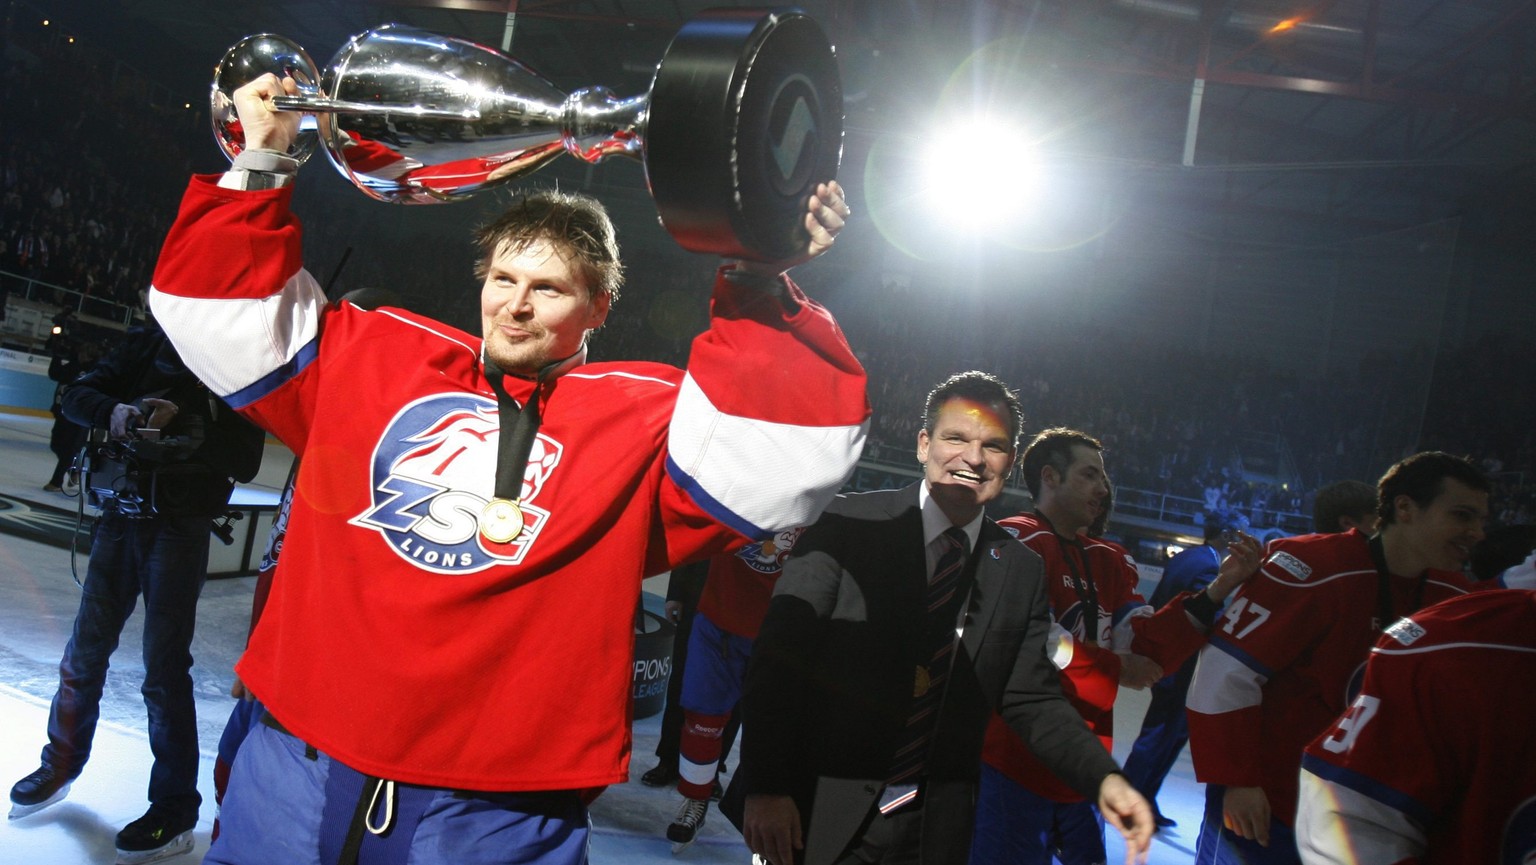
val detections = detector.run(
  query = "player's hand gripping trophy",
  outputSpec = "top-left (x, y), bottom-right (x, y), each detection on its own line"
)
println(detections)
top-left (211, 8), bottom-right (843, 262)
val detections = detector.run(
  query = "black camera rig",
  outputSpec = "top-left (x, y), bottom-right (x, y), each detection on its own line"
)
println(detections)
top-left (83, 427), bottom-right (210, 517)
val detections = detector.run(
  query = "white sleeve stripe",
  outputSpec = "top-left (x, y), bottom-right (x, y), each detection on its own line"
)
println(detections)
top-left (1111, 604), bottom-right (1153, 651)
top-left (667, 375), bottom-right (865, 534)
top-left (1296, 768), bottom-right (1427, 865)
top-left (148, 272), bottom-right (325, 399)
top-left (1186, 644), bottom-right (1267, 714)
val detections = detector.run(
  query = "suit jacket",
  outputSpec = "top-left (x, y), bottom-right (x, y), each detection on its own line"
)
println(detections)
top-left (728, 483), bottom-right (1121, 865)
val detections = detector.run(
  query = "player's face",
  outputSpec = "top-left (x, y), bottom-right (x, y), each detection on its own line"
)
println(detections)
top-left (1046, 444), bottom-right (1110, 534)
top-left (480, 239), bottom-right (609, 376)
top-left (918, 398), bottom-right (1017, 522)
top-left (1395, 477), bottom-right (1489, 571)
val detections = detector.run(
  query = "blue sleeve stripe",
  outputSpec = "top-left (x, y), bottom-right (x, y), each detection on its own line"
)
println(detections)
top-left (1208, 634), bottom-right (1275, 680)
top-left (1112, 600), bottom-right (1147, 625)
top-left (224, 336), bottom-right (319, 410)
top-left (1300, 753), bottom-right (1433, 825)
top-left (664, 455), bottom-right (768, 541)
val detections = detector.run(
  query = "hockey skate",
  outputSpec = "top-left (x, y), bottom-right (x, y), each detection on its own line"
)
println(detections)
top-left (666, 796), bottom-right (708, 854)
top-left (8, 765), bottom-right (72, 819)
top-left (114, 807), bottom-right (195, 864)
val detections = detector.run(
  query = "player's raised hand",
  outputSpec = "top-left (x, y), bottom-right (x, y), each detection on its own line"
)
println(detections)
top-left (233, 73), bottom-right (301, 155)
top-left (1207, 531), bottom-right (1264, 603)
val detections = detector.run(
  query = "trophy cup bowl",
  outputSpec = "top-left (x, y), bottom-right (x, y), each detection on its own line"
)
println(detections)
top-left (209, 7), bottom-right (842, 262)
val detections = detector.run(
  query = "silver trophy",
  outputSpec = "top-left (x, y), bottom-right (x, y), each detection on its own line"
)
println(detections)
top-left (211, 7), bottom-right (842, 262)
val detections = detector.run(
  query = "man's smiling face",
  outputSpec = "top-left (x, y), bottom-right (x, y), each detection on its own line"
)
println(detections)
top-left (918, 397), bottom-right (1017, 522)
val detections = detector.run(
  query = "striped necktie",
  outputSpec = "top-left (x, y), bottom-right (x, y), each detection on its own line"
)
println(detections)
top-left (885, 526), bottom-right (969, 790)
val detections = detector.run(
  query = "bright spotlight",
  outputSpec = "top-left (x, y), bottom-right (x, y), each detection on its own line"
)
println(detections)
top-left (920, 115), bottom-right (1042, 233)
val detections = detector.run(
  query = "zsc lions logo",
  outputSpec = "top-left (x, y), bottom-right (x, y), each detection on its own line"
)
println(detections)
top-left (736, 527), bottom-right (804, 574)
top-left (350, 393), bottom-right (562, 572)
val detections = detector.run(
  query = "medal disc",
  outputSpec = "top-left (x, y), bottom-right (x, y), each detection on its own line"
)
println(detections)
top-left (480, 498), bottom-right (525, 543)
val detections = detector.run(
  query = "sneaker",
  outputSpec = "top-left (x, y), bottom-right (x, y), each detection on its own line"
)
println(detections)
top-left (9, 764), bottom-right (72, 819)
top-left (115, 807), bottom-right (195, 864)
top-left (640, 762), bottom-right (680, 787)
top-left (666, 796), bottom-right (708, 853)
top-left (710, 780), bottom-right (724, 802)
top-left (42, 483), bottom-right (62, 493)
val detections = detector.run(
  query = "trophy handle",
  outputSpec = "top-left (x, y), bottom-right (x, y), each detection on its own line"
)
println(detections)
top-left (210, 34), bottom-right (324, 164)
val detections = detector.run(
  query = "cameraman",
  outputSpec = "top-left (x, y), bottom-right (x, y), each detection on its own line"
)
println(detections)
top-left (43, 332), bottom-right (99, 493)
top-left (8, 316), bottom-right (265, 864)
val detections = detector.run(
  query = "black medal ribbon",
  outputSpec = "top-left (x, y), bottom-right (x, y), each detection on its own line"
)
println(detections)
top-left (1040, 510), bottom-right (1100, 646)
top-left (481, 360), bottom-right (546, 542)
top-left (1367, 534), bottom-right (1427, 633)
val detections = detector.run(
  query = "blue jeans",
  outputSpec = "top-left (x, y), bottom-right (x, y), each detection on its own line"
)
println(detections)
top-left (970, 764), bottom-right (1106, 865)
top-left (40, 510), bottom-right (212, 823)
top-left (1121, 661), bottom-right (1195, 813)
top-left (1193, 785), bottom-right (1300, 865)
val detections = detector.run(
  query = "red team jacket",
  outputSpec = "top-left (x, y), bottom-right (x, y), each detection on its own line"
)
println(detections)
top-left (1186, 529), bottom-right (1476, 826)
top-left (981, 513), bottom-right (1211, 801)
top-left (148, 176), bottom-right (869, 792)
top-left (1296, 589), bottom-right (1536, 865)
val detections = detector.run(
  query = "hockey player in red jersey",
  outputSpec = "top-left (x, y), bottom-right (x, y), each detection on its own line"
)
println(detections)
top-left (143, 73), bottom-right (869, 865)
top-left (665, 533), bottom-right (800, 851)
top-left (1186, 452), bottom-right (1489, 865)
top-left (1295, 588), bottom-right (1536, 865)
top-left (971, 427), bottom-right (1261, 865)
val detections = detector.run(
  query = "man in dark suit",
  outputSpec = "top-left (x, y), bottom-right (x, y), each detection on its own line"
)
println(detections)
top-left (730, 371), bottom-right (1153, 865)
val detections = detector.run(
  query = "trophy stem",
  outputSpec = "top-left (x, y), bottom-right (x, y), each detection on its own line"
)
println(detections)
top-left (562, 88), bottom-right (648, 164)
top-left (272, 95), bottom-right (482, 122)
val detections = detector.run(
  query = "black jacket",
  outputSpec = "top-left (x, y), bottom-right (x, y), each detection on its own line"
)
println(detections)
top-left (729, 483), bottom-right (1120, 865)
top-left (63, 319), bottom-right (264, 516)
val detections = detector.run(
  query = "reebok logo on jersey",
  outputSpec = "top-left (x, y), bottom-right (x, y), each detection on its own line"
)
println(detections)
top-left (1269, 551), bottom-right (1313, 581)
top-left (350, 392), bottom-right (562, 573)
top-left (1384, 617), bottom-right (1427, 646)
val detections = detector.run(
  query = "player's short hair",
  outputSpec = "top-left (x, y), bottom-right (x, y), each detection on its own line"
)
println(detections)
top-left (1021, 428), bottom-right (1103, 500)
top-left (1312, 479), bottom-right (1377, 533)
top-left (1375, 452), bottom-right (1489, 527)
top-left (473, 190), bottom-right (624, 304)
top-left (921, 371), bottom-right (1025, 450)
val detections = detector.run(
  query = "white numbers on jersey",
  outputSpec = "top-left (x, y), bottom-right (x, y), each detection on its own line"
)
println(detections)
top-left (1220, 597), bottom-right (1272, 640)
top-left (1321, 693), bottom-right (1382, 754)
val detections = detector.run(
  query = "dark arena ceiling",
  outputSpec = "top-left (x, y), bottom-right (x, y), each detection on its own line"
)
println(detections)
top-left (29, 0), bottom-right (1536, 226)
top-left (16, 0), bottom-right (1536, 320)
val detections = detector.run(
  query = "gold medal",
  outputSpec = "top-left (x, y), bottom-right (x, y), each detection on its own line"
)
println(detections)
top-left (913, 664), bottom-right (931, 698)
top-left (480, 498), bottom-right (525, 543)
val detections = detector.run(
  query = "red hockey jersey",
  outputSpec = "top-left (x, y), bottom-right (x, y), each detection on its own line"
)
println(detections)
top-left (148, 176), bottom-right (869, 792)
top-left (697, 527), bottom-right (802, 639)
top-left (1187, 529), bottom-right (1476, 826)
top-left (1296, 589), bottom-right (1536, 865)
top-left (981, 513), bottom-right (1209, 801)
